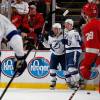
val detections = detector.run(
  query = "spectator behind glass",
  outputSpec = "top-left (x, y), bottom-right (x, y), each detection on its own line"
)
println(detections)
top-left (11, 0), bottom-right (29, 34)
top-left (28, 0), bottom-right (51, 19)
top-left (22, 4), bottom-right (45, 50)
top-left (28, 0), bottom-right (52, 32)
top-left (11, 6), bottom-right (22, 32)
top-left (11, 0), bottom-right (29, 15)
top-left (44, 0), bottom-right (51, 14)
top-left (95, 0), bottom-right (100, 18)
top-left (28, 0), bottom-right (45, 18)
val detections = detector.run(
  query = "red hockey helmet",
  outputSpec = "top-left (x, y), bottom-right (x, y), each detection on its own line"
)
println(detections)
top-left (82, 3), bottom-right (98, 17)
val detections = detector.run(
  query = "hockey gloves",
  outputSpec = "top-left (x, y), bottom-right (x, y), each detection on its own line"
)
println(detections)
top-left (14, 55), bottom-right (27, 76)
top-left (61, 39), bottom-right (68, 44)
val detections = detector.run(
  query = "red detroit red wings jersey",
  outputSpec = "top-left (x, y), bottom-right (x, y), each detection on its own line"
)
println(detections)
top-left (81, 18), bottom-right (100, 68)
top-left (82, 18), bottom-right (100, 52)
top-left (80, 18), bottom-right (100, 79)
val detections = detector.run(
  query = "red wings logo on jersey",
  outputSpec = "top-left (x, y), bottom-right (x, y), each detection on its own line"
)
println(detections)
top-left (86, 31), bottom-right (94, 41)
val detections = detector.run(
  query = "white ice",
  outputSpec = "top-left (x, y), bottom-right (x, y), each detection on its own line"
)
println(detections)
top-left (0, 89), bottom-right (100, 100)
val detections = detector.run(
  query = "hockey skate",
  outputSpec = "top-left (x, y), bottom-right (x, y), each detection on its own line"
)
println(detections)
top-left (65, 78), bottom-right (80, 89)
top-left (50, 78), bottom-right (57, 90)
top-left (67, 78), bottom-right (85, 90)
top-left (67, 82), bottom-right (79, 90)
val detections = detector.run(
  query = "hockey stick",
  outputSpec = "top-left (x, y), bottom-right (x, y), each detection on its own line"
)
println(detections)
top-left (0, 69), bottom-right (18, 100)
top-left (68, 86), bottom-right (80, 100)
top-left (0, 49), bottom-right (32, 100)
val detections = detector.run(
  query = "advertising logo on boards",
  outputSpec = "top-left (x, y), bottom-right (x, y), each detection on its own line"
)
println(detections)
top-left (1, 57), bottom-right (17, 78)
top-left (28, 57), bottom-right (50, 78)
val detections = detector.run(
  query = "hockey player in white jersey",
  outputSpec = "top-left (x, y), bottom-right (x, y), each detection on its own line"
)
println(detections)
top-left (62, 19), bottom-right (83, 88)
top-left (0, 14), bottom-right (27, 75)
top-left (42, 23), bottom-right (66, 89)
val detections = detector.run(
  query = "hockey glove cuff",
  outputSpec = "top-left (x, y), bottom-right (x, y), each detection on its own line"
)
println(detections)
top-left (14, 55), bottom-right (27, 75)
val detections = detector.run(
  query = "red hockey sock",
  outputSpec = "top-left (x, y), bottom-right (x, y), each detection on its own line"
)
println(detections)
top-left (80, 66), bottom-right (91, 79)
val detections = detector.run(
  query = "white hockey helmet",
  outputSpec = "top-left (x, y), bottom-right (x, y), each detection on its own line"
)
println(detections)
top-left (65, 19), bottom-right (74, 26)
top-left (52, 23), bottom-right (61, 28)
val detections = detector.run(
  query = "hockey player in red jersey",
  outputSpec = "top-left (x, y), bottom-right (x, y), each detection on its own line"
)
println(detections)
top-left (79, 3), bottom-right (100, 79)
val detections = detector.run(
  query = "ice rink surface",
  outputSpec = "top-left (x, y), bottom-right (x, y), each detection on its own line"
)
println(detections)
top-left (0, 89), bottom-right (100, 100)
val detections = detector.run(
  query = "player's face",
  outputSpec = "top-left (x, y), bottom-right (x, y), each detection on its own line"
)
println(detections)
top-left (64, 23), bottom-right (73, 31)
top-left (52, 28), bottom-right (61, 35)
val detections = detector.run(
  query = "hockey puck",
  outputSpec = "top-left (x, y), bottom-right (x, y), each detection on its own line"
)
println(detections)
top-left (87, 92), bottom-right (91, 94)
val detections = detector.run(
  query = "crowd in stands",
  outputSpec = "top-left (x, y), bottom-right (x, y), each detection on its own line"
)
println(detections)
top-left (0, 0), bottom-right (51, 50)
top-left (0, 0), bottom-right (100, 50)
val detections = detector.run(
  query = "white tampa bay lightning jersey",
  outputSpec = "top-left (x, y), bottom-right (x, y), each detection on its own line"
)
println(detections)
top-left (64, 29), bottom-right (82, 53)
top-left (43, 34), bottom-right (65, 55)
top-left (0, 14), bottom-right (17, 42)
